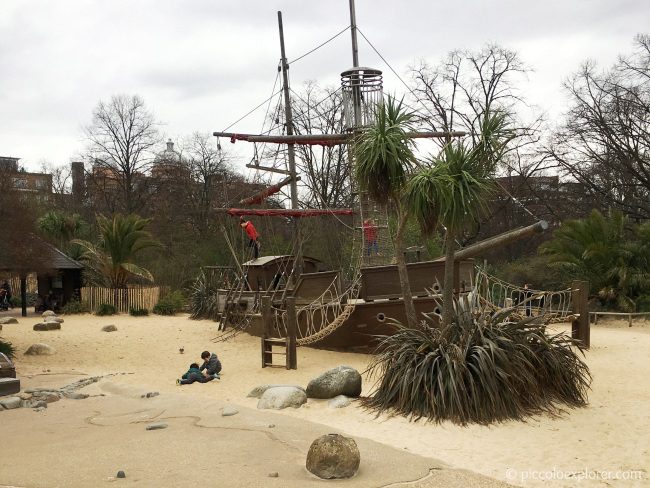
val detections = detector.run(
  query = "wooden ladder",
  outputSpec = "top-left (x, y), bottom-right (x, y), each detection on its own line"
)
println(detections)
top-left (260, 296), bottom-right (297, 369)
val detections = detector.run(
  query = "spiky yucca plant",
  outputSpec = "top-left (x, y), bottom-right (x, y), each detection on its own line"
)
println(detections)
top-left (189, 271), bottom-right (219, 320)
top-left (363, 298), bottom-right (591, 425)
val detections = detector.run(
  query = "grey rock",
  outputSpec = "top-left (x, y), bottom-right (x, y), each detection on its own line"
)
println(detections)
top-left (101, 324), bottom-right (117, 332)
top-left (24, 343), bottom-right (56, 355)
top-left (221, 405), bottom-right (239, 417)
top-left (45, 316), bottom-right (64, 323)
top-left (247, 384), bottom-right (305, 399)
top-left (268, 424), bottom-right (275, 428)
top-left (141, 391), bottom-right (159, 398)
top-left (62, 391), bottom-right (89, 400)
top-left (0, 396), bottom-right (22, 410)
top-left (257, 386), bottom-right (307, 410)
top-left (328, 395), bottom-right (353, 409)
top-left (268, 472), bottom-right (279, 478)
top-left (33, 322), bottom-right (61, 331)
top-left (306, 434), bottom-right (360, 479)
top-left (0, 317), bottom-right (18, 324)
top-left (30, 400), bottom-right (48, 409)
top-left (116, 470), bottom-right (126, 479)
top-left (42, 310), bottom-right (56, 318)
top-left (145, 423), bottom-right (168, 431)
top-left (306, 366), bottom-right (362, 399)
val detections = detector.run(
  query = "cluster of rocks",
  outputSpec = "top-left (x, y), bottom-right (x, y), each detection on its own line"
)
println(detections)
top-left (33, 310), bottom-right (64, 331)
top-left (0, 376), bottom-right (101, 412)
top-left (249, 365), bottom-right (361, 411)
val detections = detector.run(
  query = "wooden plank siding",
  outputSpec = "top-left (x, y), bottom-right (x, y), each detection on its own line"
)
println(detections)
top-left (80, 286), bottom-right (164, 313)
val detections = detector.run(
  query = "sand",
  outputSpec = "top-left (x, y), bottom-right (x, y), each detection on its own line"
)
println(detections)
top-left (0, 311), bottom-right (648, 487)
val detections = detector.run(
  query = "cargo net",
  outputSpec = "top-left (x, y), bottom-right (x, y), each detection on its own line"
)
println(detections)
top-left (270, 270), bottom-right (361, 346)
top-left (472, 268), bottom-right (577, 324)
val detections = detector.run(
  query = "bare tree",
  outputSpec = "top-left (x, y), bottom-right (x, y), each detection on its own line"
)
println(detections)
top-left (543, 35), bottom-right (650, 220)
top-left (290, 82), bottom-right (353, 209)
top-left (85, 94), bottom-right (161, 214)
top-left (39, 161), bottom-right (71, 209)
top-left (183, 132), bottom-right (234, 235)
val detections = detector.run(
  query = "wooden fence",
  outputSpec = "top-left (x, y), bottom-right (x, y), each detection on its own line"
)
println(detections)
top-left (80, 286), bottom-right (164, 313)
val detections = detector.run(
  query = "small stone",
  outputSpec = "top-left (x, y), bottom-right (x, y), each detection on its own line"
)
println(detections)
top-left (62, 391), bottom-right (89, 400)
top-left (268, 424), bottom-right (275, 428)
top-left (145, 423), bottom-right (168, 431)
top-left (101, 324), bottom-right (117, 332)
top-left (33, 322), bottom-right (61, 331)
top-left (30, 400), bottom-right (48, 409)
top-left (268, 472), bottom-right (279, 478)
top-left (45, 316), bottom-right (64, 323)
top-left (0, 317), bottom-right (18, 324)
top-left (328, 395), bottom-right (352, 409)
top-left (25, 343), bottom-right (56, 355)
top-left (42, 310), bottom-right (56, 318)
top-left (18, 392), bottom-right (33, 401)
top-left (42, 393), bottom-right (60, 403)
top-left (247, 384), bottom-right (305, 399)
top-left (221, 406), bottom-right (239, 417)
top-left (146, 391), bottom-right (159, 398)
top-left (116, 470), bottom-right (126, 479)
top-left (0, 396), bottom-right (22, 410)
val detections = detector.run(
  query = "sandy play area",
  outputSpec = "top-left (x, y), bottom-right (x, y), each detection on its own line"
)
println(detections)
top-left (0, 312), bottom-right (648, 487)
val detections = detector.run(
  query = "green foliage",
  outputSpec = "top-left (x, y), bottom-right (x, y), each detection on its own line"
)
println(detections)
top-left (129, 307), bottom-right (149, 316)
top-left (354, 97), bottom-right (416, 205)
top-left (0, 339), bottom-right (16, 358)
top-left (96, 303), bottom-right (117, 316)
top-left (492, 255), bottom-right (567, 292)
top-left (189, 271), bottom-right (219, 320)
top-left (153, 290), bottom-right (185, 316)
top-left (63, 299), bottom-right (90, 314)
top-left (9, 296), bottom-right (21, 308)
top-left (363, 299), bottom-right (591, 425)
top-left (541, 210), bottom-right (650, 311)
top-left (38, 211), bottom-right (89, 259)
top-left (73, 213), bottom-right (162, 288)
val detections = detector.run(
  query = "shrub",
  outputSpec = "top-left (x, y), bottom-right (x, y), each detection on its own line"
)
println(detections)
top-left (96, 303), bottom-right (117, 316)
top-left (9, 296), bottom-right (21, 308)
top-left (363, 297), bottom-right (591, 425)
top-left (63, 299), bottom-right (90, 314)
top-left (129, 307), bottom-right (149, 316)
top-left (189, 271), bottom-right (219, 320)
top-left (153, 290), bottom-right (185, 316)
top-left (0, 339), bottom-right (16, 358)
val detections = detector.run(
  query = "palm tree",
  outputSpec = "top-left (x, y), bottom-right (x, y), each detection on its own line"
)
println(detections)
top-left (353, 98), bottom-right (419, 328)
top-left (38, 211), bottom-right (87, 259)
top-left (72, 214), bottom-right (161, 289)
top-left (541, 210), bottom-right (650, 311)
top-left (405, 112), bottom-right (510, 326)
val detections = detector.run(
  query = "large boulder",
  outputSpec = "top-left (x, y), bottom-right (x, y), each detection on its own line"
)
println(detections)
top-left (42, 310), bottom-right (56, 318)
top-left (24, 343), bottom-right (56, 356)
top-left (33, 322), bottom-right (61, 331)
top-left (247, 384), bottom-right (305, 399)
top-left (306, 366), bottom-right (362, 399)
top-left (44, 316), bottom-right (64, 323)
top-left (306, 434), bottom-right (360, 479)
top-left (257, 386), bottom-right (307, 410)
top-left (0, 317), bottom-right (18, 325)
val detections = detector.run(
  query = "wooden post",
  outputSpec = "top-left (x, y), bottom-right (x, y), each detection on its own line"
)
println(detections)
top-left (20, 274), bottom-right (27, 317)
top-left (286, 296), bottom-right (298, 370)
top-left (261, 296), bottom-right (272, 368)
top-left (571, 280), bottom-right (590, 349)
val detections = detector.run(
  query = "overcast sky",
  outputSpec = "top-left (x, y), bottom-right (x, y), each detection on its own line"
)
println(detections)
top-left (1, 0), bottom-right (648, 173)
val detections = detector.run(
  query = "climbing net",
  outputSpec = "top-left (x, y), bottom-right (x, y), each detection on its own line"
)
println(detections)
top-left (472, 268), bottom-right (577, 323)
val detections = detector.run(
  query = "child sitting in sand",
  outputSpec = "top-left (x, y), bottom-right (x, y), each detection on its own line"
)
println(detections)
top-left (200, 351), bottom-right (222, 379)
top-left (177, 363), bottom-right (214, 385)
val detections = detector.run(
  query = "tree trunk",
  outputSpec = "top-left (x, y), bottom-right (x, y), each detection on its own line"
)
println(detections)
top-left (20, 274), bottom-right (27, 318)
top-left (442, 230), bottom-right (456, 327)
top-left (394, 210), bottom-right (418, 329)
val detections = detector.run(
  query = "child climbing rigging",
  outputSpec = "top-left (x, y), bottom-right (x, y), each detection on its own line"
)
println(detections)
top-left (240, 216), bottom-right (260, 259)
top-left (363, 219), bottom-right (379, 256)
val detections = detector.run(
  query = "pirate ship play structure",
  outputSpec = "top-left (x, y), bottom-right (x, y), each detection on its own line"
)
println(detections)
top-left (200, 3), bottom-right (589, 367)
